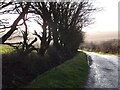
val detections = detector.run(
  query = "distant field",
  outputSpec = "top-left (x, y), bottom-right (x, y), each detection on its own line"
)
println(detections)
top-left (0, 45), bottom-right (15, 54)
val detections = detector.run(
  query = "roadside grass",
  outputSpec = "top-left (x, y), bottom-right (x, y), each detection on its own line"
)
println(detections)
top-left (80, 50), bottom-right (120, 56)
top-left (96, 52), bottom-right (120, 56)
top-left (0, 45), bottom-right (15, 54)
top-left (27, 51), bottom-right (89, 88)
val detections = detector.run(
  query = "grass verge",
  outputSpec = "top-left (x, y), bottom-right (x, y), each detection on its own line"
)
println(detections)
top-left (27, 51), bottom-right (89, 88)
top-left (0, 45), bottom-right (15, 54)
top-left (96, 52), bottom-right (120, 56)
top-left (81, 50), bottom-right (120, 56)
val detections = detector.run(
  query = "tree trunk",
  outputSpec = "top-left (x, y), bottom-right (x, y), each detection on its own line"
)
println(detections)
top-left (38, 47), bottom-right (46, 56)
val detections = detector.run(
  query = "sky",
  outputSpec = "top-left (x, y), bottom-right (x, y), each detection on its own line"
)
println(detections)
top-left (16, 0), bottom-right (119, 33)
top-left (0, 0), bottom-right (119, 42)
top-left (83, 0), bottom-right (119, 42)
top-left (0, 0), bottom-right (118, 33)
top-left (83, 0), bottom-right (118, 33)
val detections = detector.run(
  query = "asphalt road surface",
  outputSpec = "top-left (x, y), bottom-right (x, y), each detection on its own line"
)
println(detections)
top-left (85, 52), bottom-right (119, 88)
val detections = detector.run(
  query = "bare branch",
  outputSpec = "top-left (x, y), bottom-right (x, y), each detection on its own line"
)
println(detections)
top-left (28, 37), bottom-right (37, 47)
top-left (0, 2), bottom-right (12, 9)
top-left (1, 2), bottom-right (31, 43)
top-left (33, 30), bottom-right (42, 40)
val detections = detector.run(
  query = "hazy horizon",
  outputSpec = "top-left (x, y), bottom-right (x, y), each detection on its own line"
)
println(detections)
top-left (84, 31), bottom-right (118, 43)
top-left (83, 0), bottom-right (118, 43)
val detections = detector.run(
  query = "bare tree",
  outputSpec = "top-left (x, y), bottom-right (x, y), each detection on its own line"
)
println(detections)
top-left (31, 1), bottom-right (95, 57)
top-left (0, 1), bottom-right (96, 57)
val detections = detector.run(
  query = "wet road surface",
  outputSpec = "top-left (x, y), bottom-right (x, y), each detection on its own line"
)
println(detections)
top-left (85, 52), bottom-right (119, 88)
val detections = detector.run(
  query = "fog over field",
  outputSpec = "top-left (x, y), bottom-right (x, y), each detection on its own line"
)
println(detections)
top-left (84, 31), bottom-right (118, 43)
top-left (3, 30), bottom-right (118, 46)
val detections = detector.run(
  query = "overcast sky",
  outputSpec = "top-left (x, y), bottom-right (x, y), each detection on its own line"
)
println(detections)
top-left (0, 0), bottom-right (118, 33)
top-left (83, 0), bottom-right (118, 33)
top-left (0, 0), bottom-right (119, 42)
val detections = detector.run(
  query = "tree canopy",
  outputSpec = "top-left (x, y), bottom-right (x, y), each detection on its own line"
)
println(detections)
top-left (0, 1), bottom-right (96, 57)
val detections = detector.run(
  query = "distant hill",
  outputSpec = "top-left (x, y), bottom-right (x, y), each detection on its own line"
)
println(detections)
top-left (84, 31), bottom-right (118, 43)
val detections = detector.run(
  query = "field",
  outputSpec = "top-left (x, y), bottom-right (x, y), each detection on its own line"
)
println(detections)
top-left (0, 45), bottom-right (15, 54)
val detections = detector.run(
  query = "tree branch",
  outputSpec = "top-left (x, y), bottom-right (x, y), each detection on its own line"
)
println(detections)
top-left (1, 2), bottom-right (31, 44)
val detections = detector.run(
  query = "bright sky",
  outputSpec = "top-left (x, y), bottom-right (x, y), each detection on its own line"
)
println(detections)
top-left (0, 0), bottom-right (118, 34)
top-left (83, 0), bottom-right (118, 33)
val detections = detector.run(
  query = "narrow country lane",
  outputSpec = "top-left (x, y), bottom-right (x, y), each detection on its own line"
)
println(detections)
top-left (85, 52), bottom-right (119, 88)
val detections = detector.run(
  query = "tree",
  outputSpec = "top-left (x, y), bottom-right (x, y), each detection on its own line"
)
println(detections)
top-left (31, 1), bottom-right (95, 57)
top-left (0, 2), bottom-right (38, 55)
top-left (0, 1), bottom-right (95, 57)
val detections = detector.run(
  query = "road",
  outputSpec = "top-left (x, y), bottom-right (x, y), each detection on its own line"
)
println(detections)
top-left (85, 52), bottom-right (119, 88)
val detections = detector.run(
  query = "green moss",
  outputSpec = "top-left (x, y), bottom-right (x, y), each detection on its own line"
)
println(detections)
top-left (27, 51), bottom-right (89, 88)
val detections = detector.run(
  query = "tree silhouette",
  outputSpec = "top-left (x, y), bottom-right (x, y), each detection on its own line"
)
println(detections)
top-left (0, 2), bottom-right (31, 43)
top-left (0, 1), bottom-right (95, 57)
top-left (31, 1), bottom-right (95, 57)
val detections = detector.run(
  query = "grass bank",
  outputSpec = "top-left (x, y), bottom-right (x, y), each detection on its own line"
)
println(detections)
top-left (27, 51), bottom-right (89, 88)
